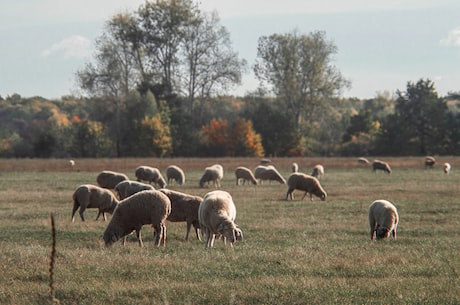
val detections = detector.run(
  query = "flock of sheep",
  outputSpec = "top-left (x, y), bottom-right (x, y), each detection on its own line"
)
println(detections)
top-left (70, 156), bottom-right (452, 248)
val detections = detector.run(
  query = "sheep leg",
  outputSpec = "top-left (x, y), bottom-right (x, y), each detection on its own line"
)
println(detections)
top-left (185, 221), bottom-right (192, 241)
top-left (392, 228), bottom-right (397, 239)
top-left (153, 224), bottom-right (161, 247)
top-left (286, 189), bottom-right (294, 200)
top-left (161, 223), bottom-right (166, 247)
top-left (136, 229), bottom-right (144, 247)
top-left (369, 220), bottom-right (376, 240)
top-left (78, 208), bottom-right (86, 222)
top-left (71, 202), bottom-right (79, 222)
top-left (300, 192), bottom-right (308, 200)
top-left (192, 221), bottom-right (202, 241)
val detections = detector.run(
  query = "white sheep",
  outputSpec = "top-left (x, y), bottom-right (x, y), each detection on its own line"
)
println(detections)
top-left (235, 166), bottom-right (257, 185)
top-left (291, 162), bottom-right (299, 173)
top-left (368, 199), bottom-right (399, 241)
top-left (103, 190), bottom-right (171, 247)
top-left (311, 164), bottom-right (324, 179)
top-left (443, 162), bottom-right (451, 174)
top-left (357, 157), bottom-right (370, 164)
top-left (135, 166), bottom-right (167, 188)
top-left (286, 173), bottom-right (327, 201)
top-left (425, 156), bottom-right (436, 168)
top-left (199, 164), bottom-right (224, 188)
top-left (68, 159), bottom-right (75, 168)
top-left (96, 170), bottom-right (129, 189)
top-left (372, 160), bottom-right (392, 174)
top-left (159, 189), bottom-right (203, 241)
top-left (114, 180), bottom-right (155, 200)
top-left (71, 184), bottom-right (119, 222)
top-left (254, 165), bottom-right (286, 184)
top-left (166, 165), bottom-right (185, 186)
top-left (198, 190), bottom-right (243, 249)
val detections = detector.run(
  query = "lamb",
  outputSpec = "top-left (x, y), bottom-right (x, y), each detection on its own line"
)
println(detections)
top-left (425, 156), bottom-right (436, 168)
top-left (103, 190), bottom-right (171, 247)
top-left (71, 184), bottom-right (119, 222)
top-left (96, 170), bottom-right (129, 189)
top-left (114, 180), bottom-right (155, 200)
top-left (199, 164), bottom-right (224, 188)
top-left (311, 164), bottom-right (325, 179)
top-left (291, 162), bottom-right (299, 173)
top-left (166, 165), bottom-right (185, 186)
top-left (135, 166), bottom-right (167, 188)
top-left (372, 160), bottom-right (392, 174)
top-left (286, 173), bottom-right (327, 201)
top-left (368, 199), bottom-right (399, 241)
top-left (198, 190), bottom-right (243, 249)
top-left (159, 189), bottom-right (203, 241)
top-left (443, 162), bottom-right (451, 174)
top-left (254, 165), bottom-right (286, 184)
top-left (235, 166), bottom-right (257, 185)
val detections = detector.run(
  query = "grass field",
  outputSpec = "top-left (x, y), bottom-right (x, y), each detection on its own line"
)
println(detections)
top-left (0, 157), bottom-right (459, 304)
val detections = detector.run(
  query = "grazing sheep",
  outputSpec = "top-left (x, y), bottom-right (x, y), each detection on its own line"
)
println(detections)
top-left (443, 162), bottom-right (451, 174)
top-left (103, 190), bottom-right (171, 247)
top-left (254, 165), bottom-right (286, 184)
top-left (166, 165), bottom-right (185, 186)
top-left (135, 166), bottom-right (167, 188)
top-left (114, 180), bottom-right (155, 200)
top-left (71, 184), bottom-right (119, 222)
top-left (372, 160), bottom-right (392, 174)
top-left (159, 189), bottom-right (203, 241)
top-left (235, 166), bottom-right (257, 185)
top-left (357, 157), bottom-right (370, 164)
top-left (286, 173), bottom-right (327, 201)
top-left (425, 156), bottom-right (436, 168)
top-left (96, 170), bottom-right (129, 189)
top-left (260, 158), bottom-right (271, 165)
top-left (291, 162), bottom-right (299, 173)
top-left (199, 164), bottom-right (224, 188)
top-left (368, 199), bottom-right (399, 241)
top-left (311, 164), bottom-right (325, 179)
top-left (198, 190), bottom-right (243, 249)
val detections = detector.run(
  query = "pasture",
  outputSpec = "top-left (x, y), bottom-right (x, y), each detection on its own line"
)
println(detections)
top-left (0, 157), bottom-right (458, 304)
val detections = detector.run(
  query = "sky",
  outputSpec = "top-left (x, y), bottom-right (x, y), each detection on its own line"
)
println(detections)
top-left (1, 0), bottom-right (460, 99)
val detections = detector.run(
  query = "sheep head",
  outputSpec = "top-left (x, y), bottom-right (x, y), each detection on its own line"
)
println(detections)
top-left (376, 226), bottom-right (391, 239)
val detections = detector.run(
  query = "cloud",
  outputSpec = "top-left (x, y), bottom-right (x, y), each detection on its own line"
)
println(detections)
top-left (440, 26), bottom-right (460, 46)
top-left (41, 35), bottom-right (91, 59)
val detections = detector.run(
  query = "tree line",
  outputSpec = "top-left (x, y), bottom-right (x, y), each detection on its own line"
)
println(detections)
top-left (1, 0), bottom-right (459, 158)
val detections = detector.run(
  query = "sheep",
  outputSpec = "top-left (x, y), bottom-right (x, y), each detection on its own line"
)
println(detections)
top-left (114, 180), bottom-right (155, 200)
top-left (425, 156), bottom-right (436, 168)
top-left (166, 165), bottom-right (185, 186)
top-left (103, 190), bottom-right (171, 247)
top-left (443, 162), bottom-right (451, 174)
top-left (159, 189), bottom-right (203, 241)
top-left (68, 159), bottom-right (75, 168)
top-left (260, 158), bottom-right (271, 165)
top-left (135, 166), bottom-right (167, 188)
top-left (71, 184), bottom-right (119, 222)
top-left (368, 199), bottom-right (399, 241)
top-left (286, 173), bottom-right (327, 201)
top-left (372, 160), bottom-right (392, 174)
top-left (311, 164), bottom-right (325, 179)
top-left (235, 166), bottom-right (257, 185)
top-left (357, 157), bottom-right (370, 164)
top-left (96, 170), bottom-right (129, 189)
top-left (291, 162), bottom-right (299, 173)
top-left (254, 165), bottom-right (286, 184)
top-left (198, 190), bottom-right (243, 249)
top-left (199, 164), bottom-right (224, 188)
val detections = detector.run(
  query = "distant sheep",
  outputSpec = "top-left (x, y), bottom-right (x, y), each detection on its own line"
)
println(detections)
top-left (135, 166), bottom-right (167, 188)
top-left (96, 170), bottom-right (129, 189)
top-left (443, 162), bottom-right (451, 174)
top-left (254, 165), bottom-right (286, 184)
top-left (71, 184), bottom-right (119, 222)
top-left (235, 166), bottom-right (257, 185)
top-left (160, 189), bottom-right (203, 241)
top-left (425, 156), bottom-right (436, 168)
top-left (357, 157), bottom-right (370, 164)
top-left (103, 190), bottom-right (171, 247)
top-left (372, 160), bottom-right (392, 174)
top-left (198, 190), bottom-right (243, 248)
top-left (114, 180), bottom-right (155, 200)
top-left (286, 173), bottom-right (327, 201)
top-left (166, 165), bottom-right (185, 186)
top-left (199, 164), bottom-right (224, 188)
top-left (311, 164), bottom-right (324, 179)
top-left (69, 159), bottom-right (75, 167)
top-left (368, 199), bottom-right (399, 240)
top-left (291, 162), bottom-right (299, 173)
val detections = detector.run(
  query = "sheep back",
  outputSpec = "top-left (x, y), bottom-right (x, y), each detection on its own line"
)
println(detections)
top-left (199, 164), bottom-right (224, 188)
top-left (166, 165), bottom-right (185, 185)
top-left (114, 180), bottom-right (155, 200)
top-left (254, 165), bottom-right (286, 184)
top-left (286, 173), bottom-right (327, 201)
top-left (368, 199), bottom-right (399, 240)
top-left (72, 184), bottom-right (119, 222)
top-left (372, 160), bottom-right (392, 174)
top-left (235, 166), bottom-right (257, 185)
top-left (103, 190), bottom-right (171, 247)
top-left (425, 156), bottom-right (436, 168)
top-left (135, 166), bottom-right (167, 188)
top-left (96, 170), bottom-right (129, 189)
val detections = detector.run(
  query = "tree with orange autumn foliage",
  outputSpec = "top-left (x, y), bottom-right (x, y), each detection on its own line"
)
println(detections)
top-left (140, 100), bottom-right (173, 157)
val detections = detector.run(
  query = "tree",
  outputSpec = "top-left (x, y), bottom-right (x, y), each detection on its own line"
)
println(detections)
top-left (254, 30), bottom-right (350, 132)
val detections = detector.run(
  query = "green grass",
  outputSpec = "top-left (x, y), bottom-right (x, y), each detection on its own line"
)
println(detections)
top-left (0, 158), bottom-right (459, 304)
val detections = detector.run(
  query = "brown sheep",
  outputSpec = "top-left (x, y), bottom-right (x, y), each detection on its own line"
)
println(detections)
top-left (71, 184), bottom-right (119, 222)
top-left (235, 166), bottom-right (258, 185)
top-left (135, 166), bottom-right (167, 188)
top-left (286, 173), bottom-right (327, 201)
top-left (114, 180), bottom-right (155, 200)
top-left (166, 165), bottom-right (185, 186)
top-left (254, 165), bottom-right (286, 184)
top-left (96, 170), bottom-right (129, 189)
top-left (425, 156), bottom-right (436, 168)
top-left (199, 164), bottom-right (224, 188)
top-left (372, 160), bottom-right (392, 174)
top-left (368, 199), bottom-right (399, 240)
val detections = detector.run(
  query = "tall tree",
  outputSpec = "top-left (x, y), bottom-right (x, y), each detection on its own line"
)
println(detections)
top-left (254, 30), bottom-right (350, 132)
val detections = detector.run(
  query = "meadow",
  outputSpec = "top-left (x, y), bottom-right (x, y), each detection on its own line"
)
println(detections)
top-left (0, 157), bottom-right (458, 305)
